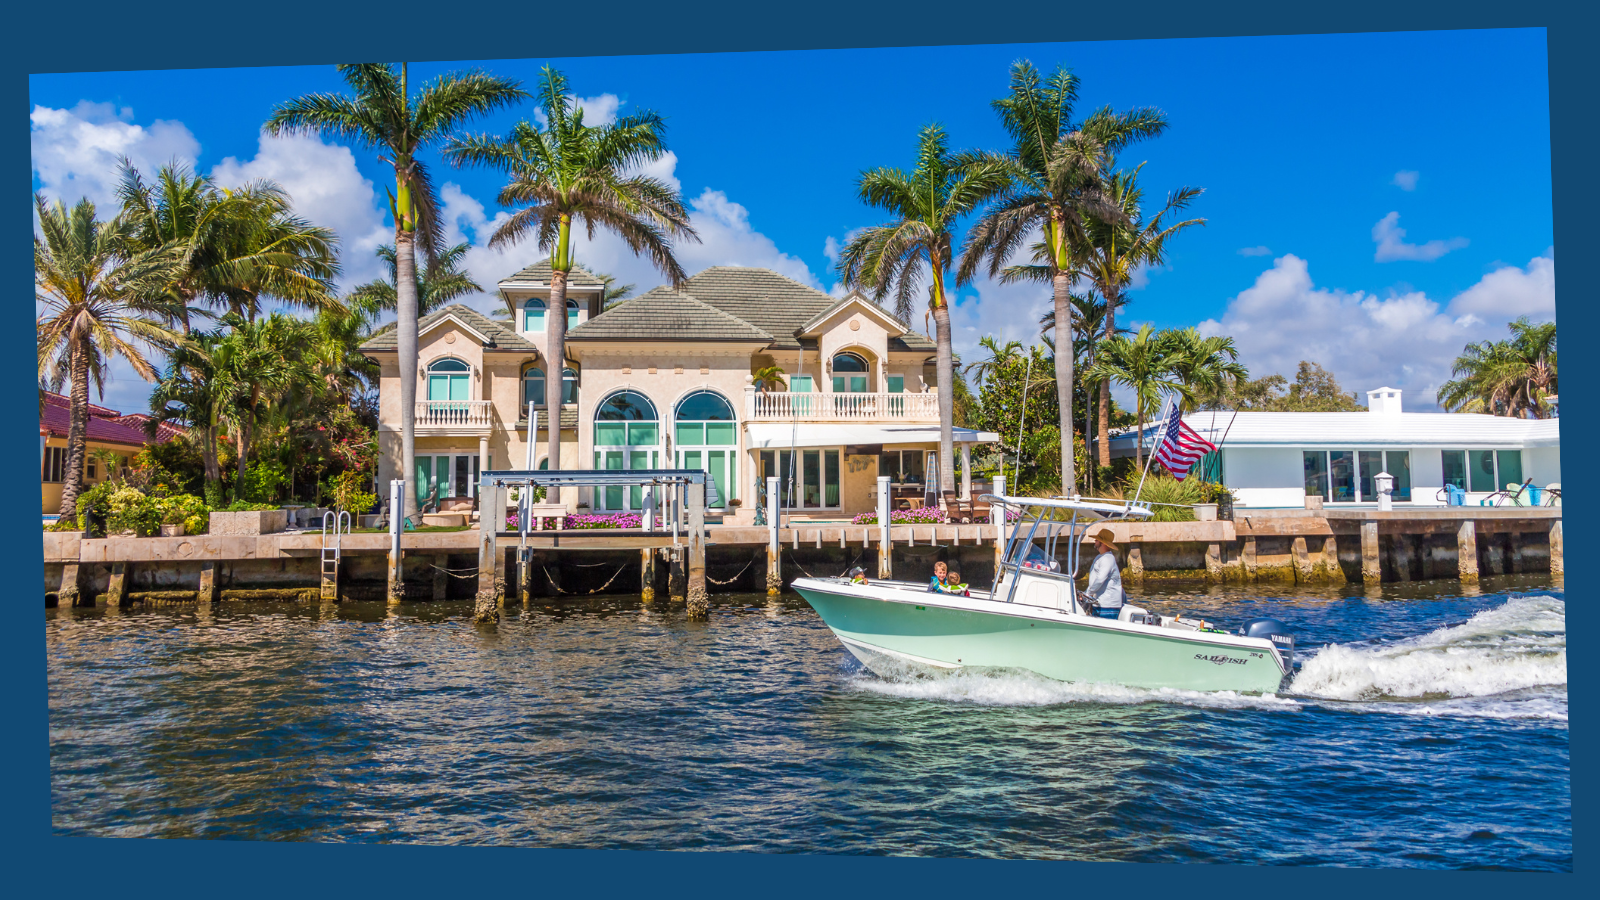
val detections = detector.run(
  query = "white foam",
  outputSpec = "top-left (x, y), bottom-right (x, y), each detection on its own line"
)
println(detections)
top-left (845, 668), bottom-right (1302, 712)
top-left (1291, 595), bottom-right (1566, 704)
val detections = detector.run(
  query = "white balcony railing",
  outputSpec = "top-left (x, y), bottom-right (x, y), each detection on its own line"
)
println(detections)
top-left (747, 390), bottom-right (939, 422)
top-left (415, 400), bottom-right (493, 431)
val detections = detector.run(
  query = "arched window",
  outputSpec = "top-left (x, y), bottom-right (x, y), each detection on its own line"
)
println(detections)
top-left (594, 390), bottom-right (660, 511)
top-left (426, 357), bottom-right (470, 401)
top-left (523, 367), bottom-right (546, 408)
top-left (561, 367), bottom-right (578, 405)
top-left (832, 352), bottom-right (869, 393)
top-left (675, 389), bottom-right (737, 508)
top-left (523, 298), bottom-right (547, 332)
top-left (567, 298), bottom-right (580, 331)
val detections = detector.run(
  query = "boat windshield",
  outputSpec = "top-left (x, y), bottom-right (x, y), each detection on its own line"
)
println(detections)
top-left (984, 494), bottom-right (1152, 605)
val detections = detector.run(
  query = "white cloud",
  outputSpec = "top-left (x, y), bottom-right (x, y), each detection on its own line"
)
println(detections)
top-left (30, 101), bottom-right (200, 210)
top-left (1392, 170), bottom-right (1420, 191)
top-left (1372, 211), bottom-right (1468, 262)
top-left (1197, 252), bottom-right (1556, 409)
top-left (211, 131), bottom-right (393, 294)
top-left (1238, 246), bottom-right (1272, 257)
top-left (532, 93), bottom-right (621, 129)
top-left (823, 235), bottom-right (841, 264)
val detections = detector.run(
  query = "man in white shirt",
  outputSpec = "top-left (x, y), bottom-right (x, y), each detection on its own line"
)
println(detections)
top-left (1081, 527), bottom-right (1124, 619)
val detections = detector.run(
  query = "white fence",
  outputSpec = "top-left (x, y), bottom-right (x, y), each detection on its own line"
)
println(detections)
top-left (415, 400), bottom-right (493, 430)
top-left (747, 391), bottom-right (939, 421)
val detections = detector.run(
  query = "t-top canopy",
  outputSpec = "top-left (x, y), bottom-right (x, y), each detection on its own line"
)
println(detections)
top-left (980, 494), bottom-right (1154, 519)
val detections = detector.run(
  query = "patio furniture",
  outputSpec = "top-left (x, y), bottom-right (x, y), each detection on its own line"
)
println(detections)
top-left (1542, 482), bottom-right (1561, 507)
top-left (941, 491), bottom-right (973, 523)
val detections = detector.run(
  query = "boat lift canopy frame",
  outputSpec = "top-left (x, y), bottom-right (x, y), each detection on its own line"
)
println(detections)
top-left (981, 494), bottom-right (1153, 607)
top-left (480, 468), bottom-right (706, 489)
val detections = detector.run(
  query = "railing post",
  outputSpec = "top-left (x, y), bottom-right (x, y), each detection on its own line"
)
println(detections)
top-left (877, 475), bottom-right (892, 580)
top-left (766, 476), bottom-right (781, 595)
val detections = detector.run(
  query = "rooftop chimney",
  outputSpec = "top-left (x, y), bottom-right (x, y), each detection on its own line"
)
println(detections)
top-left (1366, 386), bottom-right (1403, 416)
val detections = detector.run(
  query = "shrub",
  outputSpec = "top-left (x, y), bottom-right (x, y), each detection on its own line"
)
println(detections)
top-left (1124, 474), bottom-right (1204, 522)
top-left (223, 499), bottom-right (278, 512)
top-left (46, 515), bottom-right (82, 532)
top-left (563, 513), bottom-right (642, 529)
top-left (75, 481), bottom-right (120, 537)
top-left (156, 493), bottom-right (210, 534)
top-left (324, 470), bottom-right (377, 515)
top-left (106, 485), bottom-right (162, 536)
top-left (242, 459), bottom-right (290, 504)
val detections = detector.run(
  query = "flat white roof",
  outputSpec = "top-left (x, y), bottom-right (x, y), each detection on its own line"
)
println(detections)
top-left (1110, 411), bottom-right (1559, 450)
top-left (746, 423), bottom-right (1001, 449)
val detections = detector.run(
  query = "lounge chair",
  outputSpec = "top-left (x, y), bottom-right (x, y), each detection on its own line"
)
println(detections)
top-left (1542, 482), bottom-right (1561, 507)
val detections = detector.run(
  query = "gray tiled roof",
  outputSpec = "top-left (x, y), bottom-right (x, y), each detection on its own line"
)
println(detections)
top-left (499, 259), bottom-right (605, 288)
top-left (514, 407), bottom-right (579, 428)
top-left (799, 290), bottom-right (917, 337)
top-left (360, 304), bottom-right (542, 353)
top-left (567, 286), bottom-right (775, 343)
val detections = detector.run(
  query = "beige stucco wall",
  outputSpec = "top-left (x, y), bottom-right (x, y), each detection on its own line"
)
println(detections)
top-left (841, 452), bottom-right (880, 516)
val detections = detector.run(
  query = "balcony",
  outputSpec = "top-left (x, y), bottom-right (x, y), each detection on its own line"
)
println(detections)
top-left (415, 400), bottom-right (493, 433)
top-left (746, 390), bottom-right (939, 422)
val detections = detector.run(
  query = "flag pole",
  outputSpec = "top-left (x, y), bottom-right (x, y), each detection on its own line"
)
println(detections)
top-left (1129, 392), bottom-right (1171, 508)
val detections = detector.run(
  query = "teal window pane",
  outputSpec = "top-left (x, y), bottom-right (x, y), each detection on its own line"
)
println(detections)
top-left (1497, 450), bottom-right (1523, 489)
top-left (628, 422), bottom-right (658, 446)
top-left (825, 450), bottom-right (839, 507)
top-left (449, 375), bottom-right (468, 401)
top-left (887, 376), bottom-right (904, 393)
top-left (850, 376), bottom-right (867, 393)
top-left (682, 450), bottom-right (703, 471)
top-left (709, 450), bottom-right (728, 508)
top-left (427, 376), bottom-right (449, 401)
top-left (676, 422), bottom-right (705, 446)
top-left (629, 450), bottom-right (650, 508)
top-left (790, 376), bottom-right (812, 392)
top-left (705, 422), bottom-right (735, 445)
top-left (1386, 451), bottom-right (1411, 501)
top-left (562, 368), bottom-right (577, 404)
top-left (1469, 450), bottom-right (1497, 492)
top-left (1329, 450), bottom-right (1354, 501)
top-left (1442, 451), bottom-right (1467, 489)
top-left (604, 451), bottom-right (624, 510)
top-left (567, 302), bottom-right (579, 330)
top-left (523, 370), bottom-right (545, 407)
top-left (525, 307), bottom-right (545, 331)
top-left (595, 422), bottom-right (626, 446)
top-left (832, 376), bottom-right (845, 393)
top-left (1358, 451), bottom-right (1383, 502)
top-left (803, 450), bottom-right (821, 507)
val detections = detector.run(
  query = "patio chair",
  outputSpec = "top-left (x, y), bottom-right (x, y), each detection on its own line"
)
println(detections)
top-left (1542, 482), bottom-right (1561, 507)
top-left (1507, 479), bottom-right (1535, 507)
top-left (941, 491), bottom-right (972, 523)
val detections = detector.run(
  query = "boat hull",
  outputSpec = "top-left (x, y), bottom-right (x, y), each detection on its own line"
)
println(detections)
top-left (795, 579), bottom-right (1287, 694)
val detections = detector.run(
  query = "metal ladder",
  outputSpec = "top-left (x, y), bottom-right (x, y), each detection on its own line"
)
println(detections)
top-left (320, 510), bottom-right (352, 599)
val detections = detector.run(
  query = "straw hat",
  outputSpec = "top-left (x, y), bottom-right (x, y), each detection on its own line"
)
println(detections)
top-left (1092, 527), bottom-right (1119, 551)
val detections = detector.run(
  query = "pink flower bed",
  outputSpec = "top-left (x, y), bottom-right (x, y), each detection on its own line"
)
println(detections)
top-left (851, 507), bottom-right (948, 525)
top-left (506, 512), bottom-right (645, 530)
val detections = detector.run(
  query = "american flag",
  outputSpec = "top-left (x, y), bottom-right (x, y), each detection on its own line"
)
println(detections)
top-left (1150, 395), bottom-right (1217, 480)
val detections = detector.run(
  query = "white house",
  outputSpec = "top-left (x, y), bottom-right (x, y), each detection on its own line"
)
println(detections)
top-left (1110, 387), bottom-right (1561, 508)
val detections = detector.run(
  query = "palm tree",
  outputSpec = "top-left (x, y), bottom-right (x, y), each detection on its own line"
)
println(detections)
top-left (215, 313), bottom-right (305, 497)
top-left (1082, 324), bottom-right (1189, 470)
top-left (117, 160), bottom-right (339, 328)
top-left (445, 65), bottom-right (699, 500)
top-left (1040, 290), bottom-right (1124, 484)
top-left (961, 61), bottom-right (1168, 494)
top-left (964, 335), bottom-right (1024, 388)
top-left (1437, 317), bottom-right (1557, 417)
top-left (268, 63), bottom-right (526, 518)
top-left (1077, 166), bottom-right (1204, 469)
top-left (149, 331), bottom-right (230, 502)
top-left (348, 242), bottom-right (483, 322)
top-left (35, 194), bottom-right (174, 518)
top-left (837, 123), bottom-right (1012, 495)
top-left (1164, 328), bottom-right (1248, 412)
top-left (599, 272), bottom-right (637, 309)
top-left (752, 364), bottom-right (788, 393)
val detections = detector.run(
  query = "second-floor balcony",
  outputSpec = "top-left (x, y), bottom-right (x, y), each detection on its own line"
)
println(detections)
top-left (416, 400), bottom-right (493, 433)
top-left (746, 390), bottom-right (939, 422)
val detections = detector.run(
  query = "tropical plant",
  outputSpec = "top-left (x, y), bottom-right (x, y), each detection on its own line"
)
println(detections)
top-left (599, 272), bottom-right (636, 309)
top-left (1082, 324), bottom-right (1190, 469)
top-left (1437, 317), bottom-right (1557, 418)
top-left (1198, 360), bottom-right (1363, 412)
top-left (961, 60), bottom-right (1169, 493)
top-left (1163, 328), bottom-right (1248, 412)
top-left (752, 364), bottom-right (788, 393)
top-left (964, 335), bottom-right (1024, 388)
top-left (36, 194), bottom-right (174, 517)
top-left (445, 65), bottom-right (698, 500)
top-left (268, 62), bottom-right (526, 518)
top-left (837, 123), bottom-right (1011, 494)
top-left (348, 242), bottom-right (482, 322)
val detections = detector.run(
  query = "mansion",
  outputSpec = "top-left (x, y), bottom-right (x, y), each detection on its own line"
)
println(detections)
top-left (361, 261), bottom-right (1000, 522)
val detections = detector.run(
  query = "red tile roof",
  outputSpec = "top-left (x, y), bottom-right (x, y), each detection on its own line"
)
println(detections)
top-left (39, 391), bottom-right (183, 446)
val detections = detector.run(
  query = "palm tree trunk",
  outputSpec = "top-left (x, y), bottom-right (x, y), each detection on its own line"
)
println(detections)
top-left (235, 414), bottom-right (253, 498)
top-left (1052, 271), bottom-right (1074, 494)
top-left (59, 342), bottom-right (90, 518)
top-left (1134, 407), bottom-right (1144, 471)
top-left (1097, 294), bottom-right (1117, 468)
top-left (396, 228), bottom-right (420, 520)
top-left (546, 268), bottom-right (569, 504)
top-left (932, 302), bottom-right (955, 495)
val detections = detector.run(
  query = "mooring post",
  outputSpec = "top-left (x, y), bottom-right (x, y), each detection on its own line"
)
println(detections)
top-left (1242, 537), bottom-right (1259, 582)
top-left (1321, 536), bottom-right (1346, 584)
top-left (433, 556), bottom-right (449, 601)
top-left (1359, 520), bottom-right (1381, 583)
top-left (1291, 537), bottom-right (1314, 583)
top-left (668, 547), bottom-right (687, 603)
top-left (106, 561), bottom-right (130, 608)
top-left (687, 478), bottom-right (708, 618)
top-left (1391, 535), bottom-right (1414, 583)
top-left (197, 560), bottom-right (220, 605)
top-left (641, 549), bottom-right (658, 603)
top-left (876, 475), bottom-right (892, 580)
top-left (1205, 543), bottom-right (1224, 582)
top-left (1549, 520), bottom-right (1563, 575)
top-left (473, 480), bottom-right (504, 624)
top-left (1126, 533), bottom-right (1144, 583)
top-left (387, 479), bottom-right (405, 606)
top-left (1484, 527), bottom-right (1505, 575)
top-left (1457, 519), bottom-right (1479, 583)
top-left (764, 476), bottom-right (781, 595)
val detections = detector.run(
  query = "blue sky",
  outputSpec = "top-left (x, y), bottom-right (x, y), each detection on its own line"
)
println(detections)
top-left (30, 28), bottom-right (1554, 413)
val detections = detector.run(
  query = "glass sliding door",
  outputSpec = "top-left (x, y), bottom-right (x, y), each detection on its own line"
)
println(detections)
top-left (1303, 451), bottom-right (1328, 499)
top-left (1442, 450), bottom-right (1467, 490)
top-left (1497, 450), bottom-right (1523, 489)
top-left (1469, 450), bottom-right (1497, 493)
top-left (1358, 451), bottom-right (1384, 502)
top-left (757, 448), bottom-right (839, 509)
top-left (593, 390), bottom-right (660, 511)
top-left (1385, 451), bottom-right (1411, 501)
top-left (1328, 451), bottom-right (1355, 502)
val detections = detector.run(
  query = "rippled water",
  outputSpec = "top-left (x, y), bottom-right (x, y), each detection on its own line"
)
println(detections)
top-left (47, 574), bottom-right (1569, 868)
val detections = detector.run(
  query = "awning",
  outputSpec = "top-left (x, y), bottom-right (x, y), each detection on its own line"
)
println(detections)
top-left (744, 423), bottom-right (1001, 449)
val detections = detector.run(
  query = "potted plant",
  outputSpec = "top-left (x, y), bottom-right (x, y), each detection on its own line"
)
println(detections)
top-left (160, 506), bottom-right (188, 537)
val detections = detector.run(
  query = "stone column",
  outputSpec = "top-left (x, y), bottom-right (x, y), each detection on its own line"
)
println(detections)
top-left (641, 548), bottom-right (658, 603)
top-left (960, 443), bottom-right (972, 501)
top-left (1321, 536), bottom-right (1346, 584)
top-left (478, 435), bottom-right (490, 481)
top-left (1360, 520), bottom-right (1381, 584)
top-left (1484, 530), bottom-right (1505, 576)
top-left (1242, 537), bottom-right (1259, 582)
top-left (106, 561), bottom-right (131, 608)
top-left (473, 480), bottom-right (504, 624)
top-left (1391, 535), bottom-right (1414, 583)
top-left (1291, 537), bottom-right (1314, 583)
top-left (687, 479), bottom-right (708, 618)
top-left (1205, 543), bottom-right (1224, 583)
top-left (197, 560), bottom-right (220, 605)
top-left (1549, 520), bottom-right (1563, 575)
top-left (1126, 532), bottom-right (1144, 584)
top-left (1457, 519), bottom-right (1480, 583)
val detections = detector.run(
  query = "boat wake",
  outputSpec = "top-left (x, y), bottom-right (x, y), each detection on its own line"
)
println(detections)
top-left (1289, 594), bottom-right (1567, 722)
top-left (844, 665), bottom-right (1299, 712)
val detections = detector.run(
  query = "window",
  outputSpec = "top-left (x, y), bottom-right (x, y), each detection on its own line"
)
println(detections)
top-left (593, 390), bottom-right (660, 511)
top-left (523, 368), bottom-right (546, 408)
top-left (789, 375), bottom-right (814, 416)
top-left (567, 299), bottom-right (580, 331)
top-left (426, 358), bottom-right (470, 401)
top-left (1497, 450), bottom-right (1524, 490)
top-left (1442, 450), bottom-right (1467, 490)
top-left (675, 390), bottom-right (737, 508)
top-left (1303, 451), bottom-right (1328, 499)
top-left (561, 367), bottom-right (578, 405)
top-left (523, 298), bottom-right (547, 332)
top-left (831, 352), bottom-right (869, 393)
top-left (42, 446), bottom-right (66, 483)
top-left (880, 449), bottom-right (925, 486)
top-left (1307, 449), bottom-right (1412, 502)
top-left (415, 453), bottom-right (481, 500)
top-left (86, 457), bottom-right (97, 480)
top-left (1469, 450), bottom-right (1497, 493)
top-left (886, 375), bottom-right (904, 393)
top-left (759, 448), bottom-right (841, 509)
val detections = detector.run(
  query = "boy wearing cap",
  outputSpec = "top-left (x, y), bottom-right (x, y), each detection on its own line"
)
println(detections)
top-left (1082, 527), bottom-right (1124, 618)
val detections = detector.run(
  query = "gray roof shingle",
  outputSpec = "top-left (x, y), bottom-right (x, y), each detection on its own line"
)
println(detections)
top-left (567, 287), bottom-right (774, 343)
top-left (360, 304), bottom-right (542, 353)
top-left (499, 260), bottom-right (605, 288)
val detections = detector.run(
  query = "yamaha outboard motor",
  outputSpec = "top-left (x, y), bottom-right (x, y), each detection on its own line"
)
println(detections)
top-left (1238, 617), bottom-right (1295, 669)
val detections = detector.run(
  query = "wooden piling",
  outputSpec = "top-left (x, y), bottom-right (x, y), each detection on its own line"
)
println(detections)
top-left (433, 556), bottom-right (449, 601)
top-left (1457, 519), bottom-right (1480, 583)
top-left (1205, 543), bottom-right (1224, 583)
top-left (197, 561), bottom-right (220, 604)
top-left (1549, 520), bottom-right (1563, 575)
top-left (687, 480), bottom-right (707, 618)
top-left (1126, 535), bottom-right (1144, 584)
top-left (473, 481), bottom-right (504, 624)
top-left (1291, 537), bottom-right (1314, 583)
top-left (668, 547), bottom-right (687, 603)
top-left (1484, 529), bottom-right (1505, 576)
top-left (1360, 520), bottom-right (1381, 584)
top-left (106, 561), bottom-right (131, 607)
top-left (1391, 535), bottom-right (1414, 583)
top-left (641, 548), bottom-right (658, 603)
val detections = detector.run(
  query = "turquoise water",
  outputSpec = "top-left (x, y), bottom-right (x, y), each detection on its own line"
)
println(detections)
top-left (46, 574), bottom-right (1568, 867)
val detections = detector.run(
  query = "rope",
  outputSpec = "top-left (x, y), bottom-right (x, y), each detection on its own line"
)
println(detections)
top-left (783, 551), bottom-right (818, 579)
top-left (705, 555), bottom-right (758, 586)
top-left (429, 565), bottom-right (480, 579)
top-left (542, 564), bottom-right (630, 596)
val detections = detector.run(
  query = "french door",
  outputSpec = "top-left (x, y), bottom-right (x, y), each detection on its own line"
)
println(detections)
top-left (415, 454), bottom-right (480, 502)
